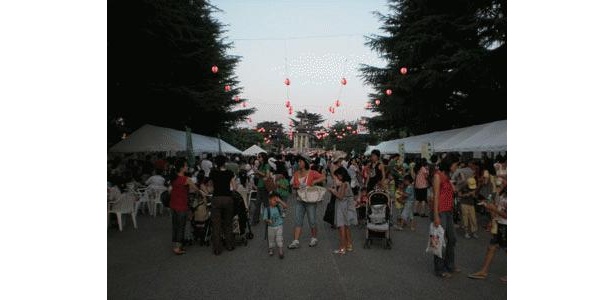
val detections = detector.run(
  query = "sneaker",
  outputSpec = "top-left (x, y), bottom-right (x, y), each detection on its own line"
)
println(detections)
top-left (268, 248), bottom-right (274, 256)
top-left (472, 233), bottom-right (479, 239)
top-left (287, 240), bottom-right (300, 249)
top-left (309, 237), bottom-right (318, 247)
top-left (464, 233), bottom-right (471, 239)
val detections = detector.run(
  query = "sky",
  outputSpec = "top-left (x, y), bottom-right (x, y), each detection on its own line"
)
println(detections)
top-left (209, 0), bottom-right (390, 130)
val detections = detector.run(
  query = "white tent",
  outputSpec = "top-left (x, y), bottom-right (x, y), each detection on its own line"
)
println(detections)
top-left (242, 144), bottom-right (267, 156)
top-left (109, 124), bottom-right (241, 154)
top-left (371, 120), bottom-right (506, 154)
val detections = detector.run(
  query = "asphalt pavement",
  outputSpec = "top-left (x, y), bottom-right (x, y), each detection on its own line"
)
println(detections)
top-left (108, 190), bottom-right (507, 300)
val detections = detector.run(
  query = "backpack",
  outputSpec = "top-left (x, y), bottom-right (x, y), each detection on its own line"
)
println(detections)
top-left (161, 190), bottom-right (170, 207)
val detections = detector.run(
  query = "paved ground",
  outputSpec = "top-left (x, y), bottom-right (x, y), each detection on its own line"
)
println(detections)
top-left (108, 191), bottom-right (507, 300)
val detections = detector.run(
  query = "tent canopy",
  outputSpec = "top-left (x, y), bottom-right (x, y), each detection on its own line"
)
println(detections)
top-left (371, 120), bottom-right (506, 154)
top-left (242, 144), bottom-right (267, 156)
top-left (109, 124), bottom-right (241, 154)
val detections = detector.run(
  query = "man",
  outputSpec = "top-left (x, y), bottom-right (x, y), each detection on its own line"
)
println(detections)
top-left (201, 153), bottom-right (213, 178)
top-left (366, 150), bottom-right (386, 192)
top-left (252, 152), bottom-right (272, 225)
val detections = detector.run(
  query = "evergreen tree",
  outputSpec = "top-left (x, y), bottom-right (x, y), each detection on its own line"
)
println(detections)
top-left (361, 0), bottom-right (506, 135)
top-left (108, 0), bottom-right (254, 145)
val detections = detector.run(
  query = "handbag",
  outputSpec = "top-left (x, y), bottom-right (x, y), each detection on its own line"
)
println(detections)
top-left (297, 186), bottom-right (327, 203)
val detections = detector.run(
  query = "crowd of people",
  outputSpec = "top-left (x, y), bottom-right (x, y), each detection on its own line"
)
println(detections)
top-left (108, 149), bottom-right (507, 281)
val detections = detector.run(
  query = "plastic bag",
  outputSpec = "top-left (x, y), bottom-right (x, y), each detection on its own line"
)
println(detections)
top-left (426, 223), bottom-right (446, 258)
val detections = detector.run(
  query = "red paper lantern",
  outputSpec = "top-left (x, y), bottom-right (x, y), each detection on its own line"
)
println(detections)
top-left (375, 99), bottom-right (381, 106)
top-left (211, 65), bottom-right (219, 74)
top-left (341, 77), bottom-right (347, 85)
top-left (234, 96), bottom-right (240, 102)
top-left (353, 130), bottom-right (357, 134)
top-left (331, 107), bottom-right (335, 114)
top-left (288, 108), bottom-right (293, 115)
top-left (284, 78), bottom-right (290, 86)
top-left (400, 67), bottom-right (407, 75)
top-left (386, 89), bottom-right (392, 96)
top-left (285, 100), bottom-right (291, 108)
top-left (365, 102), bottom-right (372, 109)
top-left (335, 99), bottom-right (341, 107)
top-left (242, 102), bottom-right (247, 108)
top-left (346, 126), bottom-right (352, 130)
top-left (224, 85), bottom-right (231, 92)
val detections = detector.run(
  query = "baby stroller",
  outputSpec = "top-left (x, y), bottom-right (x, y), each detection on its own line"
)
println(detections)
top-left (228, 191), bottom-right (254, 247)
top-left (363, 189), bottom-right (392, 249)
top-left (191, 195), bottom-right (212, 246)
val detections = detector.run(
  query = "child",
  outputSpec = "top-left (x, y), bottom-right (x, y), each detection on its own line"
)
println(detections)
top-left (459, 177), bottom-right (479, 239)
top-left (400, 175), bottom-right (416, 231)
top-left (263, 192), bottom-right (288, 259)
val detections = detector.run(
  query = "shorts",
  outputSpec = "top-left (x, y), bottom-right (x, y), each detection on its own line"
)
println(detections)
top-left (415, 188), bottom-right (428, 202)
top-left (490, 223), bottom-right (507, 249)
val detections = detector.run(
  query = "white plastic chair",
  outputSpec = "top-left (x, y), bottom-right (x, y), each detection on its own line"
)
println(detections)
top-left (108, 192), bottom-right (138, 231)
top-left (133, 187), bottom-right (149, 215)
top-left (148, 186), bottom-right (168, 217)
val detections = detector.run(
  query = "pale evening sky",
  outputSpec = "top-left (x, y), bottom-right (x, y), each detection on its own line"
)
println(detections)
top-left (209, 0), bottom-right (389, 130)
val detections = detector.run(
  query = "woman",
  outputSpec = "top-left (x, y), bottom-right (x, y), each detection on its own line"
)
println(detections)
top-left (328, 167), bottom-right (356, 254)
top-left (432, 153), bottom-right (460, 278)
top-left (169, 158), bottom-right (205, 255)
top-left (209, 155), bottom-right (238, 255)
top-left (414, 158), bottom-right (430, 217)
top-left (288, 156), bottom-right (326, 249)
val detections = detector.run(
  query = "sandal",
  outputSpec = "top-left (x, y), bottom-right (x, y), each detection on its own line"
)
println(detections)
top-left (268, 249), bottom-right (274, 256)
top-left (346, 245), bottom-right (354, 252)
top-left (440, 272), bottom-right (452, 279)
top-left (468, 272), bottom-right (488, 279)
top-left (172, 248), bottom-right (186, 255)
top-left (333, 249), bottom-right (346, 255)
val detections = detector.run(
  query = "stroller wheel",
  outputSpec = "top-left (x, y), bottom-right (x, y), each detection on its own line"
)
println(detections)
top-left (246, 232), bottom-right (254, 240)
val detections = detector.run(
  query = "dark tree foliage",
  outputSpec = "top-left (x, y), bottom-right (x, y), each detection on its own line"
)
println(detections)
top-left (290, 109), bottom-right (325, 133)
top-left (322, 121), bottom-right (379, 155)
top-left (256, 121), bottom-right (292, 150)
top-left (219, 127), bottom-right (263, 152)
top-left (360, 0), bottom-right (506, 136)
top-left (109, 0), bottom-right (254, 146)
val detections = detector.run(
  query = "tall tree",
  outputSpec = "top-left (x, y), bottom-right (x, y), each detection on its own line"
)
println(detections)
top-left (290, 109), bottom-right (325, 134)
top-left (256, 121), bottom-right (291, 150)
top-left (360, 0), bottom-right (506, 136)
top-left (108, 0), bottom-right (254, 146)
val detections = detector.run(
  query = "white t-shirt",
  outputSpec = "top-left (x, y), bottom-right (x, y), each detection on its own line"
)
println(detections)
top-left (145, 175), bottom-right (166, 187)
top-left (201, 159), bottom-right (213, 177)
